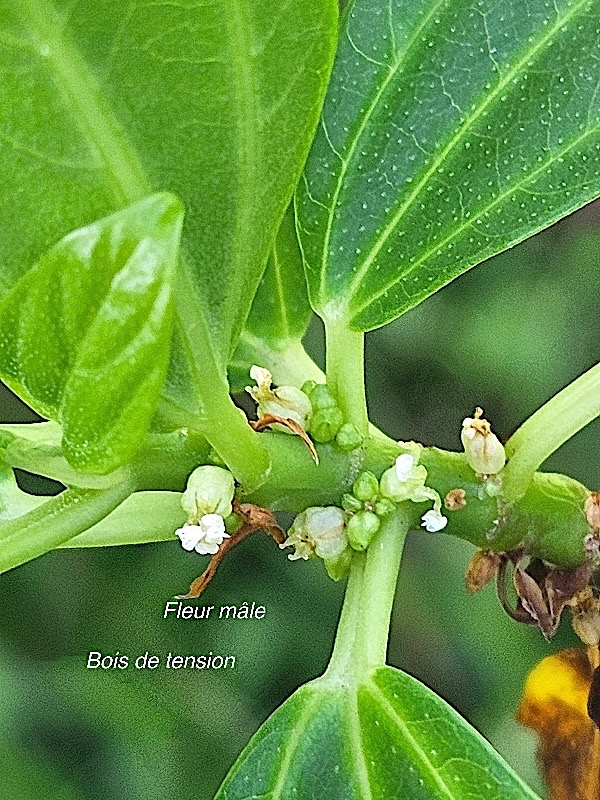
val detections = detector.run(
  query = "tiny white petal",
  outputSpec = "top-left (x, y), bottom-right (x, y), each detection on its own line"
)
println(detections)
top-left (176, 524), bottom-right (204, 551)
top-left (250, 365), bottom-right (272, 386)
top-left (394, 453), bottom-right (415, 482)
top-left (462, 417), bottom-right (474, 429)
top-left (421, 510), bottom-right (448, 533)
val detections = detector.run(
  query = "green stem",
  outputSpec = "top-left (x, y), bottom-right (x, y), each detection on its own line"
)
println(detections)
top-left (0, 479), bottom-right (135, 574)
top-left (325, 317), bottom-right (369, 436)
top-left (503, 362), bottom-right (600, 501)
top-left (323, 510), bottom-right (409, 684)
top-left (175, 268), bottom-right (271, 491)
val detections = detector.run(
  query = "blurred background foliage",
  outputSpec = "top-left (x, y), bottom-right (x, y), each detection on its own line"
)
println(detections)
top-left (0, 206), bottom-right (598, 799)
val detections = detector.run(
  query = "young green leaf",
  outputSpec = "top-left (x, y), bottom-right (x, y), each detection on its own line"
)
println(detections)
top-left (216, 666), bottom-right (541, 799)
top-left (229, 207), bottom-right (315, 392)
top-left (0, 0), bottom-right (339, 379)
top-left (297, 0), bottom-right (600, 331)
top-left (0, 194), bottom-right (183, 474)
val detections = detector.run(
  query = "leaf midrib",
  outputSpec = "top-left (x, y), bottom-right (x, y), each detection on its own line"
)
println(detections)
top-left (317, 0), bottom-right (450, 308)
top-left (329, 0), bottom-right (593, 309)
top-left (11, 0), bottom-right (150, 206)
top-left (365, 680), bottom-right (458, 800)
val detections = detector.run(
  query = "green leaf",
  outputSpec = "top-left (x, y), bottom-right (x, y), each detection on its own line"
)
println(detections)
top-left (0, 194), bottom-right (182, 474)
top-left (297, 0), bottom-right (600, 331)
top-left (0, 0), bottom-right (339, 373)
top-left (229, 207), bottom-right (314, 392)
top-left (216, 666), bottom-right (541, 799)
top-left (59, 491), bottom-right (184, 548)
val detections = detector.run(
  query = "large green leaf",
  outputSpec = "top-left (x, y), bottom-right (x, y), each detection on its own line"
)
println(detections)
top-left (216, 666), bottom-right (540, 799)
top-left (0, 195), bottom-right (182, 474)
top-left (297, 0), bottom-right (600, 331)
top-left (229, 207), bottom-right (314, 392)
top-left (0, 0), bottom-right (338, 368)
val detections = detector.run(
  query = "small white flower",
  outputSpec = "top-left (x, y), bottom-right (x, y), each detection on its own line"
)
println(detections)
top-left (395, 453), bottom-right (416, 482)
top-left (461, 407), bottom-right (506, 475)
top-left (181, 465), bottom-right (235, 521)
top-left (176, 514), bottom-right (230, 555)
top-left (421, 509), bottom-right (448, 533)
top-left (279, 506), bottom-right (348, 562)
top-left (246, 364), bottom-right (312, 430)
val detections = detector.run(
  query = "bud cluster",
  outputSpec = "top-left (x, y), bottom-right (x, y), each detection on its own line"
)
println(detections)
top-left (342, 470), bottom-right (395, 551)
top-left (301, 381), bottom-right (364, 452)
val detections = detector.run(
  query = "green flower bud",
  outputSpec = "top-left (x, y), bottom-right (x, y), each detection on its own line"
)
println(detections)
top-left (374, 498), bottom-right (396, 517)
top-left (301, 379), bottom-right (317, 397)
top-left (310, 383), bottom-right (338, 410)
top-left (324, 547), bottom-right (353, 581)
top-left (347, 510), bottom-right (381, 551)
top-left (181, 465), bottom-right (235, 521)
top-left (461, 407), bottom-right (506, 475)
top-left (353, 470), bottom-right (379, 502)
top-left (336, 422), bottom-right (364, 452)
top-left (309, 406), bottom-right (344, 442)
top-left (342, 493), bottom-right (363, 512)
top-left (379, 462), bottom-right (428, 502)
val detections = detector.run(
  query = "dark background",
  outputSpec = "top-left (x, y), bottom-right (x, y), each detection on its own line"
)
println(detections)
top-left (0, 207), bottom-right (598, 798)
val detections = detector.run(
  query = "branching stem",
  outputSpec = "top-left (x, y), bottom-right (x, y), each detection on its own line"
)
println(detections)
top-left (503, 362), bottom-right (600, 501)
top-left (323, 510), bottom-right (410, 685)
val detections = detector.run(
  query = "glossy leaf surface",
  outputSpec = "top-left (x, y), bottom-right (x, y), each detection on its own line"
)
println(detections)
top-left (0, 195), bottom-right (182, 474)
top-left (297, 0), bottom-right (600, 331)
top-left (216, 666), bottom-right (541, 799)
top-left (1, 0), bottom-right (338, 365)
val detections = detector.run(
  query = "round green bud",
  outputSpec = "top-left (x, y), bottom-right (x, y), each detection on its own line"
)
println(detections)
top-left (347, 511), bottom-right (381, 552)
top-left (310, 406), bottom-right (344, 442)
top-left (310, 383), bottom-right (338, 411)
top-left (342, 493), bottom-right (363, 512)
top-left (181, 465), bottom-right (235, 520)
top-left (324, 547), bottom-right (353, 581)
top-left (301, 379), bottom-right (317, 397)
top-left (336, 422), bottom-right (364, 452)
top-left (353, 470), bottom-right (379, 502)
top-left (374, 498), bottom-right (396, 517)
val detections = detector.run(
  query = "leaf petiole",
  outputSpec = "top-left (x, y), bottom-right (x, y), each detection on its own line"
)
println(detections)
top-left (325, 315), bottom-right (369, 436)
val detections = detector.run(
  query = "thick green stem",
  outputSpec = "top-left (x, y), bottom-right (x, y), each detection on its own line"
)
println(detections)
top-left (325, 317), bottom-right (369, 436)
top-left (503, 362), bottom-right (600, 501)
top-left (0, 479), bottom-right (135, 574)
top-left (175, 268), bottom-right (271, 491)
top-left (323, 510), bottom-right (409, 685)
